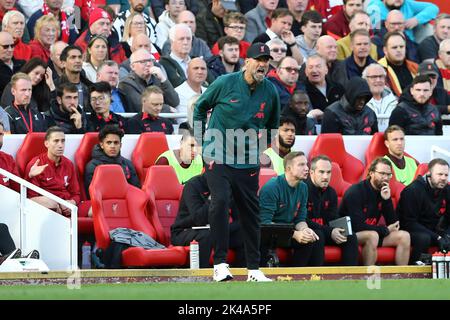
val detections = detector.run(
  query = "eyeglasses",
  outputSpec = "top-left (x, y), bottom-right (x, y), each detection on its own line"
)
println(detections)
top-left (0, 44), bottom-right (14, 49)
top-left (374, 171), bottom-right (392, 178)
top-left (427, 74), bottom-right (438, 79)
top-left (443, 51), bottom-right (450, 55)
top-left (280, 66), bottom-right (300, 73)
top-left (366, 75), bottom-right (386, 80)
top-left (226, 25), bottom-right (246, 31)
top-left (132, 59), bottom-right (154, 65)
top-left (271, 48), bottom-right (287, 53)
top-left (90, 95), bottom-right (106, 103)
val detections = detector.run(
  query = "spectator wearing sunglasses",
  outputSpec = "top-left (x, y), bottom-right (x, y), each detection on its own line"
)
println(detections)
top-left (267, 56), bottom-right (304, 110)
top-left (0, 31), bottom-right (25, 97)
top-left (267, 38), bottom-right (287, 71)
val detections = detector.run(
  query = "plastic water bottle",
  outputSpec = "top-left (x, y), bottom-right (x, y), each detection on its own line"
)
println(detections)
top-left (432, 252), bottom-right (445, 279)
top-left (445, 254), bottom-right (450, 279)
top-left (81, 241), bottom-right (92, 269)
top-left (190, 240), bottom-right (199, 269)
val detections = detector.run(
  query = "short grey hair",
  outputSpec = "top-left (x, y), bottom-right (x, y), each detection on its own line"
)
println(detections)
top-left (267, 38), bottom-right (287, 50)
top-left (362, 63), bottom-right (386, 79)
top-left (2, 11), bottom-right (25, 30)
top-left (168, 23), bottom-right (192, 42)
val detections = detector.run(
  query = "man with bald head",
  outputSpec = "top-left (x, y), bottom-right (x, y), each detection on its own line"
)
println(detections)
top-left (119, 33), bottom-right (166, 80)
top-left (175, 57), bottom-right (208, 124)
top-left (372, 10), bottom-right (419, 63)
top-left (118, 48), bottom-right (179, 113)
top-left (301, 35), bottom-right (348, 87)
top-left (0, 31), bottom-right (24, 96)
top-left (161, 10), bottom-right (212, 60)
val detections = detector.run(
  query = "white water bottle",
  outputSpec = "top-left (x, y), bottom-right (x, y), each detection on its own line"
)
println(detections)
top-left (190, 240), bottom-right (199, 269)
top-left (81, 241), bottom-right (92, 269)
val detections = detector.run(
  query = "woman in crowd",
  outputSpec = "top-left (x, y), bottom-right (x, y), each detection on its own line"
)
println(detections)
top-left (82, 35), bottom-right (110, 82)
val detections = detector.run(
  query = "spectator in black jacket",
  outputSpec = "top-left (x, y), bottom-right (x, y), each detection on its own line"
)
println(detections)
top-left (47, 82), bottom-right (87, 134)
top-left (281, 90), bottom-right (316, 135)
top-left (4, 73), bottom-right (48, 134)
top-left (87, 82), bottom-right (127, 133)
top-left (389, 75), bottom-right (442, 135)
top-left (306, 155), bottom-right (359, 266)
top-left (304, 54), bottom-right (344, 122)
top-left (418, 14), bottom-right (450, 62)
top-left (195, 0), bottom-right (227, 48)
top-left (339, 157), bottom-right (410, 266)
top-left (85, 125), bottom-right (140, 200)
top-left (170, 173), bottom-right (245, 268)
top-left (321, 77), bottom-right (378, 135)
top-left (206, 36), bottom-right (243, 82)
top-left (397, 158), bottom-right (450, 264)
top-left (126, 85), bottom-right (174, 134)
top-left (0, 31), bottom-right (25, 97)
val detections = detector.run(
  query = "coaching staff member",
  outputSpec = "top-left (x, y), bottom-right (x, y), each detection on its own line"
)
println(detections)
top-left (193, 42), bottom-right (280, 282)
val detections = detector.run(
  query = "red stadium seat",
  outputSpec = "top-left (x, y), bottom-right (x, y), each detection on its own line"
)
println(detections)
top-left (390, 178), bottom-right (406, 208)
top-left (73, 132), bottom-right (99, 235)
top-left (414, 163), bottom-right (429, 179)
top-left (259, 168), bottom-right (277, 190)
top-left (131, 132), bottom-right (169, 184)
top-left (308, 134), bottom-right (364, 184)
top-left (89, 164), bottom-right (186, 267)
top-left (15, 132), bottom-right (46, 177)
top-left (141, 165), bottom-right (183, 246)
top-left (365, 132), bottom-right (388, 167)
top-left (329, 162), bottom-right (351, 206)
top-left (74, 132), bottom-right (99, 201)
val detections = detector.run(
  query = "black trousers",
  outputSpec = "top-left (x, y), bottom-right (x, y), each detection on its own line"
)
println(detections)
top-left (0, 223), bottom-right (16, 256)
top-left (171, 227), bottom-right (246, 268)
top-left (409, 231), bottom-right (440, 263)
top-left (205, 163), bottom-right (261, 269)
top-left (324, 232), bottom-right (359, 266)
top-left (260, 228), bottom-right (325, 267)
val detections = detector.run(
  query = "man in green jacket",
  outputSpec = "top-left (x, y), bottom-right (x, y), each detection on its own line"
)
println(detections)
top-left (259, 151), bottom-right (322, 267)
top-left (193, 42), bottom-right (280, 282)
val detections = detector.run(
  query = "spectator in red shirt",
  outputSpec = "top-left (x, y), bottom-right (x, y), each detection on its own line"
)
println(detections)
top-left (211, 11), bottom-right (250, 59)
top-left (2, 11), bottom-right (31, 61)
top-left (0, 120), bottom-right (19, 190)
top-left (323, 0), bottom-right (363, 40)
top-left (29, 15), bottom-right (59, 63)
top-left (25, 126), bottom-right (80, 217)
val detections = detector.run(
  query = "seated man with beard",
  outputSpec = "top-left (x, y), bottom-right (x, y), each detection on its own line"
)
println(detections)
top-left (260, 117), bottom-right (297, 175)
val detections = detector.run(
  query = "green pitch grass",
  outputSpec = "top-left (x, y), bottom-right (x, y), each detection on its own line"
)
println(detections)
top-left (0, 279), bottom-right (449, 300)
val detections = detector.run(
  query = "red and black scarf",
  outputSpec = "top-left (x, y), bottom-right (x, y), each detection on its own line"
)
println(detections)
top-left (43, 2), bottom-right (69, 43)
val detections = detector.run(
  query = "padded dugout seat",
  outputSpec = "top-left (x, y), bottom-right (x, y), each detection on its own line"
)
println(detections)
top-left (131, 132), bottom-right (169, 184)
top-left (308, 134), bottom-right (364, 184)
top-left (329, 162), bottom-right (351, 206)
top-left (259, 168), bottom-right (277, 190)
top-left (73, 133), bottom-right (99, 235)
top-left (89, 164), bottom-right (186, 267)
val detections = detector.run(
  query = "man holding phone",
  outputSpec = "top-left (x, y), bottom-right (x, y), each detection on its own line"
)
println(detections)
top-left (339, 157), bottom-right (411, 265)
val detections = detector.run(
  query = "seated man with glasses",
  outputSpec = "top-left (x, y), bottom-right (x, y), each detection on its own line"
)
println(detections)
top-left (339, 157), bottom-right (411, 266)
top-left (87, 82), bottom-right (127, 133)
top-left (0, 31), bottom-right (25, 97)
top-left (267, 56), bottom-right (303, 110)
top-left (118, 48), bottom-right (179, 113)
top-left (211, 11), bottom-right (250, 59)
